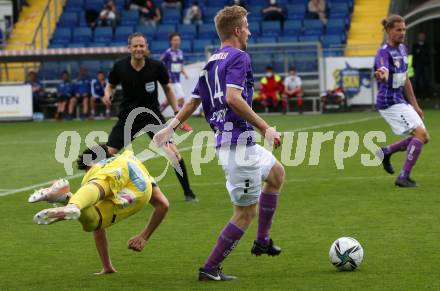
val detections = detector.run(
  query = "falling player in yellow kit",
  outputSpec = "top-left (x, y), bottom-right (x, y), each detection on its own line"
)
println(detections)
top-left (29, 144), bottom-right (169, 274)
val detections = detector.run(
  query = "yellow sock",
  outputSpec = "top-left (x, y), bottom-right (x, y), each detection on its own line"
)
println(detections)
top-left (69, 180), bottom-right (111, 210)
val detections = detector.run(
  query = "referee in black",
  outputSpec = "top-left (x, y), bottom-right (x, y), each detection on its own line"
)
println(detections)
top-left (102, 32), bottom-right (198, 202)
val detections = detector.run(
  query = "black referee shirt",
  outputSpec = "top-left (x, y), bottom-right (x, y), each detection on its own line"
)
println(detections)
top-left (108, 56), bottom-right (169, 117)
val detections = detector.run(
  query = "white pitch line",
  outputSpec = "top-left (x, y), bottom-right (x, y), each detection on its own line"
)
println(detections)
top-left (0, 116), bottom-right (381, 197)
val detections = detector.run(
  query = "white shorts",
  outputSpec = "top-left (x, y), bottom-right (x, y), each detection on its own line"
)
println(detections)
top-left (171, 83), bottom-right (185, 100)
top-left (217, 144), bottom-right (277, 206)
top-left (379, 103), bottom-right (425, 135)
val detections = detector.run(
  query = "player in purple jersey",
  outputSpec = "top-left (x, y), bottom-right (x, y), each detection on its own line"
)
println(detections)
top-left (374, 15), bottom-right (429, 187)
top-left (159, 32), bottom-right (193, 132)
top-left (154, 6), bottom-right (285, 281)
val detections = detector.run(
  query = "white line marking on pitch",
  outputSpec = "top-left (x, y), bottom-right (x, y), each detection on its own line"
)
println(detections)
top-left (0, 116), bottom-right (381, 197)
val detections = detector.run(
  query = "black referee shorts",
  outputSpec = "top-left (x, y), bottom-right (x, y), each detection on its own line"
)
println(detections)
top-left (107, 110), bottom-right (167, 151)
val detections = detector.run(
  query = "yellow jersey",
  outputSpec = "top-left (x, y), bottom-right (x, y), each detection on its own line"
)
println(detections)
top-left (81, 150), bottom-right (153, 208)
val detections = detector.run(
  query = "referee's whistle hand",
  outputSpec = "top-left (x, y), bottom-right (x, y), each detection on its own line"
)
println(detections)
top-left (102, 95), bottom-right (112, 107)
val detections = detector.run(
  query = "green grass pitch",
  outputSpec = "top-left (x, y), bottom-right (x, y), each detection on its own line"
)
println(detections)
top-left (0, 111), bottom-right (439, 290)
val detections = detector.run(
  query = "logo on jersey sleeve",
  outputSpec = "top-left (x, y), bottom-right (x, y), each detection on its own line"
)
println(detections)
top-left (145, 82), bottom-right (155, 93)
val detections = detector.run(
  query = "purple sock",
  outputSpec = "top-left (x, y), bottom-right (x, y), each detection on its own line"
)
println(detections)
top-left (383, 137), bottom-right (413, 155)
top-left (204, 222), bottom-right (244, 271)
top-left (257, 191), bottom-right (279, 246)
top-left (399, 138), bottom-right (423, 179)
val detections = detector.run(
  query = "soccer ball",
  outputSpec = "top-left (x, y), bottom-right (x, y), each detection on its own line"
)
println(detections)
top-left (329, 237), bottom-right (364, 271)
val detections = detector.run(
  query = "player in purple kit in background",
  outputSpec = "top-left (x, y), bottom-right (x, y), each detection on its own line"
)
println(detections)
top-left (159, 32), bottom-right (193, 132)
top-left (374, 15), bottom-right (429, 188)
top-left (154, 6), bottom-right (285, 281)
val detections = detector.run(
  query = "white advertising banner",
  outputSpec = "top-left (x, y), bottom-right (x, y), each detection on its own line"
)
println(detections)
top-left (324, 57), bottom-right (376, 106)
top-left (0, 85), bottom-right (33, 120)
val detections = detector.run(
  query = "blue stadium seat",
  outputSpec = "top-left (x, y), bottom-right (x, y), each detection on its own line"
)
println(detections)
top-left (193, 39), bottom-right (213, 53)
top-left (256, 36), bottom-right (277, 44)
top-left (283, 20), bottom-right (302, 36)
top-left (286, 4), bottom-right (306, 20)
top-left (94, 27), bottom-right (113, 43)
top-left (303, 19), bottom-right (323, 35)
top-left (162, 9), bottom-right (181, 25)
top-left (180, 40), bottom-right (192, 53)
top-left (150, 41), bottom-right (169, 54)
top-left (39, 62), bottom-right (60, 79)
top-left (198, 24), bottom-right (216, 38)
top-left (80, 60), bottom-right (101, 75)
top-left (329, 2), bottom-right (349, 14)
top-left (203, 7), bottom-right (219, 22)
top-left (52, 28), bottom-right (72, 44)
top-left (261, 21), bottom-right (281, 36)
top-left (65, 0), bottom-right (84, 12)
top-left (109, 41), bottom-right (127, 47)
top-left (101, 60), bottom-right (114, 72)
top-left (85, 0), bottom-right (104, 11)
top-left (135, 25), bottom-right (156, 40)
top-left (249, 22), bottom-right (261, 36)
top-left (48, 43), bottom-right (66, 48)
top-left (156, 24), bottom-right (176, 39)
top-left (121, 10), bottom-right (139, 26)
top-left (88, 42), bottom-right (108, 47)
top-left (177, 24), bottom-right (197, 39)
top-left (115, 26), bottom-right (134, 42)
top-left (278, 35), bottom-right (299, 43)
top-left (61, 61), bottom-right (80, 76)
top-left (59, 12), bottom-right (78, 27)
top-left (321, 34), bottom-right (344, 47)
top-left (326, 18), bottom-right (346, 34)
top-left (298, 35), bottom-right (320, 42)
top-left (73, 27), bottom-right (92, 43)
top-left (67, 43), bottom-right (88, 48)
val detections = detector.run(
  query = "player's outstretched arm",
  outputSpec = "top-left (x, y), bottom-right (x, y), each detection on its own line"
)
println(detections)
top-left (404, 78), bottom-right (424, 119)
top-left (153, 97), bottom-right (201, 146)
top-left (226, 87), bottom-right (281, 147)
top-left (163, 83), bottom-right (180, 113)
top-left (127, 187), bottom-right (169, 252)
top-left (93, 228), bottom-right (117, 275)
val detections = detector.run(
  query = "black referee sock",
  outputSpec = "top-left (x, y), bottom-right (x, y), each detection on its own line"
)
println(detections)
top-left (174, 159), bottom-right (194, 197)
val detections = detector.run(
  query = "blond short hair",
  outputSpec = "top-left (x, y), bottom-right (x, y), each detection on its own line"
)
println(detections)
top-left (382, 14), bottom-right (405, 30)
top-left (214, 6), bottom-right (248, 42)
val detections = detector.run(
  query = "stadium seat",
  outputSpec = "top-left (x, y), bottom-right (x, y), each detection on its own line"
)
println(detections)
top-left (256, 36), bottom-right (277, 44)
top-left (298, 35), bottom-right (320, 42)
top-left (85, 0), bottom-right (104, 11)
top-left (198, 24), bottom-right (216, 38)
top-left (261, 21), bottom-right (281, 36)
top-left (156, 24), bottom-right (176, 39)
top-left (88, 42), bottom-right (108, 47)
top-left (321, 35), bottom-right (344, 47)
top-left (249, 22), bottom-right (261, 36)
top-left (48, 43), bottom-right (66, 48)
top-left (162, 9), bottom-right (182, 25)
top-left (180, 40), bottom-right (192, 53)
top-left (73, 27), bottom-right (92, 43)
top-left (80, 60), bottom-right (101, 75)
top-left (303, 19), bottom-right (323, 35)
top-left (93, 27), bottom-right (113, 43)
top-left (135, 25), bottom-right (156, 40)
top-left (203, 7), bottom-right (219, 22)
top-left (52, 28), bottom-right (72, 44)
top-left (326, 18), bottom-right (346, 34)
top-left (150, 40), bottom-right (169, 54)
top-left (278, 35), bottom-right (299, 43)
top-left (109, 41), bottom-right (127, 47)
top-left (193, 39), bottom-right (213, 53)
top-left (58, 12), bottom-right (78, 27)
top-left (286, 4), bottom-right (306, 20)
top-left (67, 43), bottom-right (87, 48)
top-left (115, 26), bottom-right (134, 42)
top-left (121, 10), bottom-right (139, 26)
top-left (283, 20), bottom-right (302, 36)
top-left (177, 24), bottom-right (197, 40)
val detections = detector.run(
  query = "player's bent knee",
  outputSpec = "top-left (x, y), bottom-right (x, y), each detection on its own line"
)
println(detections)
top-left (267, 162), bottom-right (285, 189)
